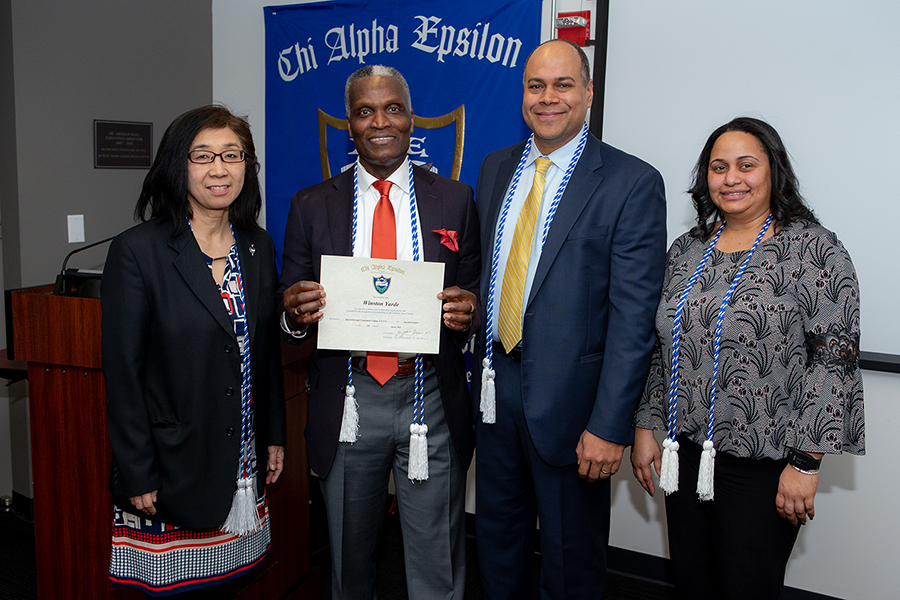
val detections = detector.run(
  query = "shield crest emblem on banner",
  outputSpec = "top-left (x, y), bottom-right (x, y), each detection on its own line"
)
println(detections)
top-left (373, 275), bottom-right (391, 295)
top-left (317, 106), bottom-right (466, 182)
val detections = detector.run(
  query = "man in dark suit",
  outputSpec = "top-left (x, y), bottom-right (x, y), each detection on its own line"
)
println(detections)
top-left (279, 65), bottom-right (480, 600)
top-left (472, 40), bottom-right (667, 599)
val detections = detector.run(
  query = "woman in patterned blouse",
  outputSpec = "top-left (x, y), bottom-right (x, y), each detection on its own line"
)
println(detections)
top-left (631, 117), bottom-right (864, 600)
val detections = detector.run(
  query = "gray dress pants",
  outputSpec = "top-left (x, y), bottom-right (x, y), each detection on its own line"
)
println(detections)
top-left (320, 363), bottom-right (467, 600)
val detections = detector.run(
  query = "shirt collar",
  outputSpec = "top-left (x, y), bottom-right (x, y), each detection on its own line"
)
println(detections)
top-left (356, 156), bottom-right (411, 195)
top-left (526, 130), bottom-right (582, 170)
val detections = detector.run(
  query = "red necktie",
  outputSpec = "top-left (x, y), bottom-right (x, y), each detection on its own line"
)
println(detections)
top-left (367, 180), bottom-right (398, 385)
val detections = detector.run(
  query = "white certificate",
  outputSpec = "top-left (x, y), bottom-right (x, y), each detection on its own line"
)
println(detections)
top-left (317, 255), bottom-right (445, 354)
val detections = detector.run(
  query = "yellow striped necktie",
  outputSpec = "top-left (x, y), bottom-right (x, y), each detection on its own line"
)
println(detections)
top-left (497, 157), bottom-right (553, 353)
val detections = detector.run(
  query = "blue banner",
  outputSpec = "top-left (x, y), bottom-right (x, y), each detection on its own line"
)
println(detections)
top-left (264, 0), bottom-right (541, 269)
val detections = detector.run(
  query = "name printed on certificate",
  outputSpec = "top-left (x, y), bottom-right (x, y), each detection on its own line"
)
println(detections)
top-left (317, 255), bottom-right (445, 354)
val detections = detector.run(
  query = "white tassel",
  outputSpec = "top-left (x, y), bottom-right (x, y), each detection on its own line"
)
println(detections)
top-left (659, 437), bottom-right (680, 495)
top-left (697, 440), bottom-right (716, 501)
top-left (339, 384), bottom-right (359, 443)
top-left (480, 357), bottom-right (496, 424)
top-left (408, 423), bottom-right (429, 481)
top-left (221, 477), bottom-right (261, 536)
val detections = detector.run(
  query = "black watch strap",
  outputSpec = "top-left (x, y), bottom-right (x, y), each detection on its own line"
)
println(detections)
top-left (787, 448), bottom-right (821, 471)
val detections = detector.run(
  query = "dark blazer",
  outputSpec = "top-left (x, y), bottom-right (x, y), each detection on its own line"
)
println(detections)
top-left (278, 165), bottom-right (481, 479)
top-left (102, 218), bottom-right (286, 530)
top-left (473, 133), bottom-right (667, 465)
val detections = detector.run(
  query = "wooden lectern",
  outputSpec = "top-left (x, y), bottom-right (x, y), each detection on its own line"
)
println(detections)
top-left (11, 286), bottom-right (319, 599)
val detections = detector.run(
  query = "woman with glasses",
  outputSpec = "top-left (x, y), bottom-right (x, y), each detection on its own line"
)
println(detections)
top-left (102, 105), bottom-right (286, 597)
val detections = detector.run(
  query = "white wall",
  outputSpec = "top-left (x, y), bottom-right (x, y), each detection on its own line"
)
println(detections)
top-left (603, 0), bottom-right (900, 356)
top-left (213, 2), bottom-right (897, 598)
top-left (601, 3), bottom-right (899, 599)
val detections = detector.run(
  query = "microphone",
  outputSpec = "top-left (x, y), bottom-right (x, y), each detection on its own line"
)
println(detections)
top-left (53, 236), bottom-right (115, 297)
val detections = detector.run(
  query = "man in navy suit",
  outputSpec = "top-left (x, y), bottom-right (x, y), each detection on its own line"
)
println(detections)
top-left (473, 40), bottom-right (667, 599)
top-left (279, 65), bottom-right (480, 600)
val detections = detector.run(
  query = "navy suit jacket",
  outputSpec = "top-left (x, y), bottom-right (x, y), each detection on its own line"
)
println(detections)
top-left (103, 218), bottom-right (286, 529)
top-left (473, 133), bottom-right (666, 466)
top-left (278, 164), bottom-right (481, 479)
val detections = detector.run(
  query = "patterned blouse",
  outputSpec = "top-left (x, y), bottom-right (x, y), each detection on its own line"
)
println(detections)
top-left (635, 219), bottom-right (865, 459)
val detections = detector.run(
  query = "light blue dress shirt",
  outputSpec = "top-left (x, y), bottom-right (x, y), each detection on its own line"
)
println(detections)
top-left (490, 133), bottom-right (583, 341)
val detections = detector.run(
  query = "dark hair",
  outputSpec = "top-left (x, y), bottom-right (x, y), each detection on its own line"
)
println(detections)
top-left (344, 65), bottom-right (412, 115)
top-left (524, 39), bottom-right (591, 86)
top-left (135, 105), bottom-right (262, 234)
top-left (688, 117), bottom-right (818, 240)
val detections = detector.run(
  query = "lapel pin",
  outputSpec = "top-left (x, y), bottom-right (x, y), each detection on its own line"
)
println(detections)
top-left (250, 244), bottom-right (256, 256)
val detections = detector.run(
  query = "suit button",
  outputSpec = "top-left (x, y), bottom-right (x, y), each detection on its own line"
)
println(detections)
top-left (225, 344), bottom-right (233, 353)
top-left (225, 386), bottom-right (234, 396)
top-left (226, 428), bottom-right (235, 436)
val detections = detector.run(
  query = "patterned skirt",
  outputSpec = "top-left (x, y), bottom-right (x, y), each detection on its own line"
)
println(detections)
top-left (109, 496), bottom-right (271, 596)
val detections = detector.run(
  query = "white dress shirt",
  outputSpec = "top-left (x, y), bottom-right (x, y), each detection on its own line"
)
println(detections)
top-left (354, 157), bottom-right (421, 359)
top-left (353, 156), bottom-right (423, 261)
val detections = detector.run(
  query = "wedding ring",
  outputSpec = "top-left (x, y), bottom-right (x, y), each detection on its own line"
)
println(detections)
top-left (600, 470), bottom-right (611, 475)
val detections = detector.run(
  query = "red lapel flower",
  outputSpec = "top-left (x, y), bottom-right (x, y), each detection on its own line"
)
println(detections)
top-left (432, 228), bottom-right (459, 252)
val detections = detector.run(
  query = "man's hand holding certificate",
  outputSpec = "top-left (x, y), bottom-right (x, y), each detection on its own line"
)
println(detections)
top-left (319, 256), bottom-right (443, 353)
top-left (281, 256), bottom-right (477, 352)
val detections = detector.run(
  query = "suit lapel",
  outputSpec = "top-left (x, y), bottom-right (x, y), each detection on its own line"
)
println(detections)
top-left (527, 136), bottom-right (604, 306)
top-left (170, 228), bottom-right (237, 340)
top-left (414, 167), bottom-right (442, 262)
top-left (482, 144), bottom-right (524, 293)
top-left (483, 144), bottom-right (524, 253)
top-left (326, 170), bottom-right (354, 256)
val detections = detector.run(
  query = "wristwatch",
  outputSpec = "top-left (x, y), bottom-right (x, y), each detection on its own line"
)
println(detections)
top-left (787, 448), bottom-right (821, 471)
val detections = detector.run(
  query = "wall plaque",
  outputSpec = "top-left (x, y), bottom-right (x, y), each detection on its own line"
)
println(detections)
top-left (94, 120), bottom-right (152, 168)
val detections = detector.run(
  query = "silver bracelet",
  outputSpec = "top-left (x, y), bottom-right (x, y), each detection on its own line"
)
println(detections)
top-left (280, 311), bottom-right (308, 339)
top-left (791, 464), bottom-right (819, 476)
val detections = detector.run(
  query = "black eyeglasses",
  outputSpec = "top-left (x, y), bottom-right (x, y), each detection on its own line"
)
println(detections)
top-left (188, 149), bottom-right (246, 164)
